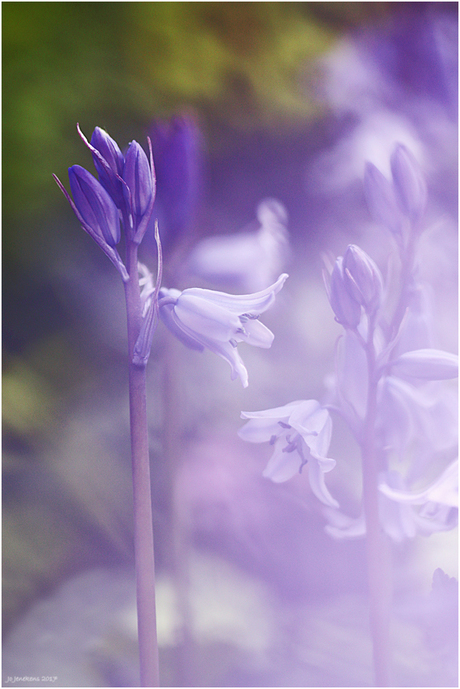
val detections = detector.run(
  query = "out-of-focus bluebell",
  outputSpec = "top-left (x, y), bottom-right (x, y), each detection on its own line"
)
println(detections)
top-left (325, 465), bottom-right (457, 542)
top-left (238, 400), bottom-right (338, 508)
top-left (380, 459), bottom-right (458, 509)
top-left (53, 165), bottom-right (128, 281)
top-left (158, 273), bottom-right (288, 387)
top-left (149, 113), bottom-right (202, 254)
top-left (390, 143), bottom-right (427, 224)
top-left (188, 198), bottom-right (290, 292)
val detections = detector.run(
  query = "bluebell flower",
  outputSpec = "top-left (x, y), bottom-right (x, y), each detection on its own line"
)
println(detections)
top-left (379, 459), bottom-right (458, 509)
top-left (53, 166), bottom-right (128, 281)
top-left (188, 198), bottom-right (290, 292)
top-left (159, 273), bottom-right (288, 387)
top-left (325, 467), bottom-right (457, 542)
top-left (238, 399), bottom-right (338, 508)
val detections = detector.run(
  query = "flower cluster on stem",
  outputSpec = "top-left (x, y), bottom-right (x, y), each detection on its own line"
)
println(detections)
top-left (239, 143), bottom-right (457, 686)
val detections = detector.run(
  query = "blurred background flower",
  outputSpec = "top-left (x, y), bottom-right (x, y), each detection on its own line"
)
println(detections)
top-left (3, 2), bottom-right (457, 686)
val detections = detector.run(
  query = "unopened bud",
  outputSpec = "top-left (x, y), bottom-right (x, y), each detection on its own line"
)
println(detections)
top-left (343, 244), bottom-right (383, 314)
top-left (390, 144), bottom-right (427, 222)
top-left (329, 257), bottom-right (362, 328)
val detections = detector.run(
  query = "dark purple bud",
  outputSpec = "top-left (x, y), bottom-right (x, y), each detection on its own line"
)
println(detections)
top-left (364, 162), bottom-right (403, 237)
top-left (343, 244), bottom-right (383, 314)
top-left (123, 141), bottom-right (156, 242)
top-left (391, 144), bottom-right (427, 222)
top-left (90, 127), bottom-right (125, 208)
top-left (329, 257), bottom-right (362, 329)
top-left (68, 165), bottom-right (120, 247)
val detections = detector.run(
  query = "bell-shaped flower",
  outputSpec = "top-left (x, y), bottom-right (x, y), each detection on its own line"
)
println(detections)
top-left (159, 273), bottom-right (288, 387)
top-left (238, 399), bottom-right (338, 508)
top-left (123, 140), bottom-right (156, 243)
top-left (325, 469), bottom-right (456, 542)
top-left (53, 166), bottom-right (128, 281)
top-left (342, 244), bottom-right (383, 314)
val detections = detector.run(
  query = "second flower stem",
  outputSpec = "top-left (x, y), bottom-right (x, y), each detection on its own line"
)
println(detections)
top-left (362, 327), bottom-right (392, 687)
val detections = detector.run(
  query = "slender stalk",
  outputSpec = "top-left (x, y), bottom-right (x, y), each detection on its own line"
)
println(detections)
top-left (125, 239), bottom-right (160, 687)
top-left (361, 320), bottom-right (392, 686)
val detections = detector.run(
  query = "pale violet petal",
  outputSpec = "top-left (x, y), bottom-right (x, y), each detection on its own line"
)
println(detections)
top-left (240, 401), bottom-right (306, 421)
top-left (175, 293), bottom-right (241, 342)
top-left (379, 460), bottom-right (458, 508)
top-left (262, 444), bottom-right (302, 483)
top-left (159, 303), bottom-right (205, 351)
top-left (391, 348), bottom-right (458, 380)
top-left (324, 509), bottom-right (366, 539)
top-left (307, 454), bottom-right (339, 508)
top-left (236, 318), bottom-right (274, 348)
top-left (180, 273), bottom-right (288, 315)
top-left (237, 418), bottom-right (287, 444)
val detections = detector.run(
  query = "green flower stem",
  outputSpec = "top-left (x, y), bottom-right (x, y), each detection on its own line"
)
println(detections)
top-left (125, 239), bottom-right (160, 687)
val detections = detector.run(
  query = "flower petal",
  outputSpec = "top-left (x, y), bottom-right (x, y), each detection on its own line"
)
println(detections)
top-left (236, 318), bottom-right (274, 348)
top-left (391, 349), bottom-right (458, 380)
top-left (307, 454), bottom-right (339, 508)
top-left (174, 293), bottom-right (241, 342)
top-left (379, 460), bottom-right (458, 508)
top-left (262, 443), bottom-right (302, 483)
top-left (181, 273), bottom-right (288, 315)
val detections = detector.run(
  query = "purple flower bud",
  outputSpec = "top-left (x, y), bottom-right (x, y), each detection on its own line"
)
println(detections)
top-left (68, 165), bottom-right (120, 247)
top-left (390, 144), bottom-right (427, 222)
top-left (343, 244), bottom-right (383, 314)
top-left (328, 257), bottom-right (362, 328)
top-left (123, 140), bottom-right (156, 243)
top-left (364, 162), bottom-right (403, 236)
top-left (90, 126), bottom-right (125, 208)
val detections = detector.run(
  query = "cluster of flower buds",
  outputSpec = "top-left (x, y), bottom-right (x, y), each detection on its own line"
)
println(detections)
top-left (54, 125), bottom-right (156, 281)
top-left (239, 142), bottom-right (457, 541)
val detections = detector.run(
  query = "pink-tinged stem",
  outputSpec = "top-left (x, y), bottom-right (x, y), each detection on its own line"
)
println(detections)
top-left (124, 239), bottom-right (160, 687)
top-left (362, 322), bottom-right (392, 686)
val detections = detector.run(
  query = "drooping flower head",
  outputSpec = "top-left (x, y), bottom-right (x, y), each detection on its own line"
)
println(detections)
top-left (238, 399), bottom-right (338, 508)
top-left (159, 273), bottom-right (288, 387)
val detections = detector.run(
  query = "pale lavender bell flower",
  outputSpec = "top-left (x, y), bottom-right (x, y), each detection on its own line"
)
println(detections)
top-left (158, 273), bottom-right (288, 387)
top-left (238, 399), bottom-right (338, 508)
